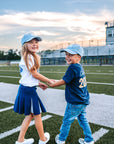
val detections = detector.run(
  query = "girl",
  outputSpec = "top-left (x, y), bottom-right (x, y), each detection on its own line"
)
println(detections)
top-left (14, 33), bottom-right (53, 144)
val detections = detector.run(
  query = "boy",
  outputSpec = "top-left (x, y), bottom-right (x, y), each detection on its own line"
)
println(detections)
top-left (48, 44), bottom-right (94, 144)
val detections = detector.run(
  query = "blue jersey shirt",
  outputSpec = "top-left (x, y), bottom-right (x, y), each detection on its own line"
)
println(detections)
top-left (62, 63), bottom-right (90, 105)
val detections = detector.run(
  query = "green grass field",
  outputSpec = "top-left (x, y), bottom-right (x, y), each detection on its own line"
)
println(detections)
top-left (0, 65), bottom-right (114, 95)
top-left (0, 65), bottom-right (114, 144)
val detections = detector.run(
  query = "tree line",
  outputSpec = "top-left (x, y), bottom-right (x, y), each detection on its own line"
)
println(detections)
top-left (0, 49), bottom-right (55, 61)
top-left (0, 49), bottom-right (57, 61)
top-left (0, 49), bottom-right (21, 60)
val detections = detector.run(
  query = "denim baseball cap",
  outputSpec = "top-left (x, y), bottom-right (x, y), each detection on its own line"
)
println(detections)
top-left (21, 33), bottom-right (42, 45)
top-left (61, 44), bottom-right (83, 57)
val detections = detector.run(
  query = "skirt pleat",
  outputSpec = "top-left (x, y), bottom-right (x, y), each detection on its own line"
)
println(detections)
top-left (14, 84), bottom-right (46, 115)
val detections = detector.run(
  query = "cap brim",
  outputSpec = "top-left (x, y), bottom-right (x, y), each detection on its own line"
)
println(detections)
top-left (35, 37), bottom-right (42, 41)
top-left (27, 36), bottom-right (42, 42)
top-left (60, 49), bottom-right (77, 54)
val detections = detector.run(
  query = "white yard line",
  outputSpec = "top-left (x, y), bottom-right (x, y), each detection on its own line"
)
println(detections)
top-left (86, 73), bottom-right (114, 75)
top-left (0, 75), bottom-right (114, 86)
top-left (93, 128), bottom-right (109, 142)
top-left (0, 70), bottom-right (18, 72)
top-left (0, 70), bottom-right (114, 75)
top-left (0, 114), bottom-right (52, 140)
top-left (87, 81), bottom-right (114, 86)
top-left (0, 106), bottom-right (13, 112)
top-left (0, 76), bottom-right (20, 78)
top-left (41, 71), bottom-right (65, 73)
top-left (41, 71), bottom-right (114, 75)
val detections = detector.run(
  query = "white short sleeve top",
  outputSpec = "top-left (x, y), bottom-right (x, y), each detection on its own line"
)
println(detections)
top-left (19, 55), bottom-right (39, 87)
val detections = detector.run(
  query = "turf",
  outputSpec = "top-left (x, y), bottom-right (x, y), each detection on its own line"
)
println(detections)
top-left (0, 105), bottom-right (114, 144)
top-left (0, 101), bottom-right (13, 109)
top-left (0, 65), bottom-right (114, 143)
top-left (0, 65), bottom-right (113, 95)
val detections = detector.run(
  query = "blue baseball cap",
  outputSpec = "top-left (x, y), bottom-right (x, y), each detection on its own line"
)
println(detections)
top-left (21, 33), bottom-right (42, 45)
top-left (61, 44), bottom-right (83, 57)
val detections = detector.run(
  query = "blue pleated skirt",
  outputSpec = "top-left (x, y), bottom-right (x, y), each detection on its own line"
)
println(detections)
top-left (13, 84), bottom-right (46, 115)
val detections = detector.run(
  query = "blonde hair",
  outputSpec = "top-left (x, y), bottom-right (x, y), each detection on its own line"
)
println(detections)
top-left (21, 43), bottom-right (40, 72)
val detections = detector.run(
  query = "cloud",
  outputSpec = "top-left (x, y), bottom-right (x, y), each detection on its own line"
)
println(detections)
top-left (0, 9), bottom-right (114, 50)
top-left (67, 0), bottom-right (94, 4)
top-left (33, 31), bottom-right (59, 36)
top-left (0, 45), bottom-right (11, 51)
top-left (17, 30), bottom-right (59, 41)
top-left (0, 9), bottom-right (113, 33)
top-left (67, 0), bottom-right (113, 4)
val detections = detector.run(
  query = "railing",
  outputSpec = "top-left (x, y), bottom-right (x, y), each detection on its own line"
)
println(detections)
top-left (51, 39), bottom-right (106, 50)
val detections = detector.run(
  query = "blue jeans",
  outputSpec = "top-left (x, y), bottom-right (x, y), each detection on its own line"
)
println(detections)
top-left (59, 103), bottom-right (93, 142)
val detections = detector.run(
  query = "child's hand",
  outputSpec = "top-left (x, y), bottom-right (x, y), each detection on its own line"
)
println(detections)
top-left (39, 82), bottom-right (48, 90)
top-left (47, 82), bottom-right (54, 87)
top-left (47, 79), bottom-right (65, 88)
top-left (47, 79), bottom-right (57, 87)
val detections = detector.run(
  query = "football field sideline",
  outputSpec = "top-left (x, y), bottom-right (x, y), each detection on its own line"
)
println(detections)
top-left (0, 82), bottom-right (114, 128)
top-left (0, 82), bottom-right (114, 143)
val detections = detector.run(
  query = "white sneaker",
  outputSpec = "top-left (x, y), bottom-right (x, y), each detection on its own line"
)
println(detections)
top-left (78, 138), bottom-right (94, 144)
top-left (38, 132), bottom-right (50, 144)
top-left (55, 134), bottom-right (65, 144)
top-left (15, 138), bottom-right (34, 144)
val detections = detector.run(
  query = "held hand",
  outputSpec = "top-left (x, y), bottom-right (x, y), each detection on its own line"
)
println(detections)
top-left (47, 82), bottom-right (54, 87)
top-left (47, 79), bottom-right (65, 88)
top-left (50, 79), bottom-right (56, 83)
top-left (47, 79), bottom-right (57, 87)
top-left (39, 82), bottom-right (48, 90)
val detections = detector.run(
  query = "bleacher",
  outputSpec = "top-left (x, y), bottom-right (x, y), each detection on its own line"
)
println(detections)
top-left (40, 45), bottom-right (114, 65)
top-left (83, 45), bottom-right (114, 56)
top-left (41, 45), bottom-right (114, 58)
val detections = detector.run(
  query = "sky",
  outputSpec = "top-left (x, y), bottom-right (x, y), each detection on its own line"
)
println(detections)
top-left (0, 0), bottom-right (114, 51)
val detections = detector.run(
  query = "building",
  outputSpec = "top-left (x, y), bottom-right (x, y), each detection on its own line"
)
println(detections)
top-left (105, 21), bottom-right (114, 45)
top-left (40, 45), bottom-right (114, 65)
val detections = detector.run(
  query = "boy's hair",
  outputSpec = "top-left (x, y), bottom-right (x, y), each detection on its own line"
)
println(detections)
top-left (21, 43), bottom-right (40, 72)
